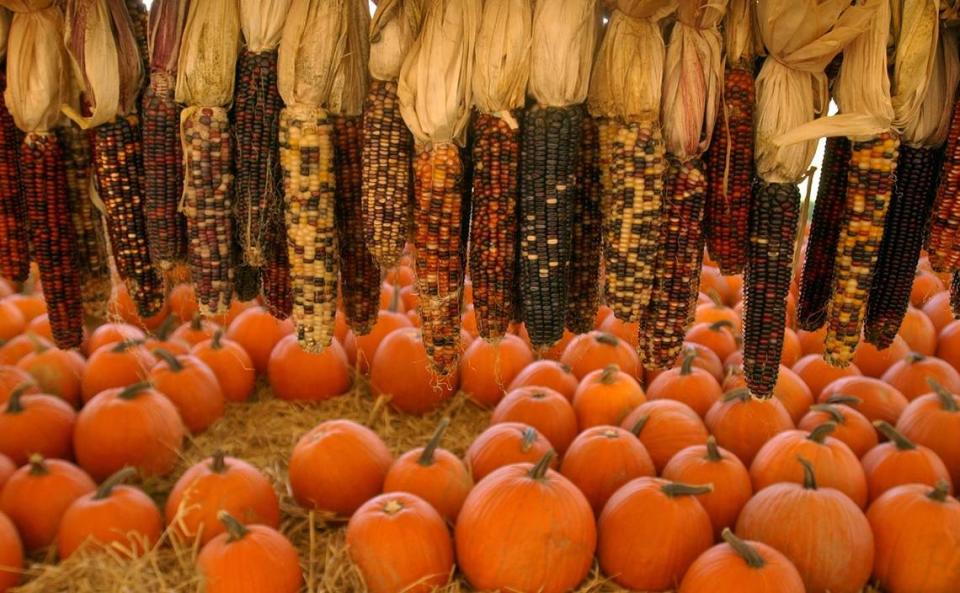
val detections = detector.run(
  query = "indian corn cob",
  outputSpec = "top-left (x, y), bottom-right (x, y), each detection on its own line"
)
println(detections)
top-left (929, 97), bottom-right (960, 271)
top-left (566, 115), bottom-right (603, 335)
top-left (0, 68), bottom-right (28, 283)
top-left (952, 271), bottom-right (960, 318)
top-left (126, 0), bottom-right (149, 72)
top-left (262, 241), bottom-right (293, 319)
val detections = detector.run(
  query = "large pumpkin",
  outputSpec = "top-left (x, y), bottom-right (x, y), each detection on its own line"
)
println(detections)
top-left (862, 421), bottom-right (953, 503)
top-left (456, 453), bottom-right (596, 593)
top-left (798, 402), bottom-right (877, 458)
top-left (225, 306), bottom-right (294, 374)
top-left (896, 381), bottom-right (960, 487)
top-left (460, 335), bottom-right (534, 407)
top-left (0, 385), bottom-right (75, 465)
top-left (819, 375), bottom-right (909, 425)
top-left (507, 360), bottom-right (579, 401)
top-left (685, 320), bottom-right (738, 363)
top-left (347, 493), bottom-right (454, 593)
top-left (268, 335), bottom-right (352, 402)
top-left (792, 354), bottom-right (861, 399)
top-left (559, 426), bottom-right (655, 514)
top-left (191, 331), bottom-right (256, 403)
top-left (369, 328), bottom-right (457, 413)
top-left (646, 351), bottom-right (722, 417)
top-left (464, 422), bottom-right (556, 482)
top-left (0, 511), bottom-right (21, 592)
top-left (560, 331), bottom-right (639, 379)
top-left (620, 399), bottom-right (709, 472)
top-left (490, 386), bottom-right (578, 455)
top-left (882, 352), bottom-right (960, 401)
top-left (705, 388), bottom-right (793, 466)
top-left (572, 365), bottom-right (646, 428)
top-left (80, 341), bottom-right (157, 404)
top-left (852, 335), bottom-right (910, 378)
top-left (677, 529), bottom-right (805, 593)
top-left (149, 350), bottom-right (225, 433)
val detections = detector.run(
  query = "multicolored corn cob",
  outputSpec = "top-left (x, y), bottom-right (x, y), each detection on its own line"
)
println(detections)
top-left (927, 96), bottom-right (960, 271)
top-left (0, 69), bottom-right (28, 283)
top-left (262, 242), bottom-right (292, 320)
top-left (125, 0), bottom-right (149, 73)
top-left (952, 271), bottom-right (960, 319)
top-left (566, 115), bottom-right (603, 335)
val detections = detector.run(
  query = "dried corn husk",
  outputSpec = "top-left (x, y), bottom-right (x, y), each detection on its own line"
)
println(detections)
top-left (912, 27), bottom-right (960, 147)
top-left (724, 0), bottom-right (761, 67)
top-left (661, 0), bottom-right (725, 161)
top-left (369, 0), bottom-right (422, 82)
top-left (239, 0), bottom-right (291, 53)
top-left (891, 0), bottom-right (941, 140)
top-left (175, 0), bottom-right (240, 108)
top-left (0, 8), bottom-right (11, 60)
top-left (4, 5), bottom-right (70, 133)
top-left (278, 0), bottom-right (345, 110)
top-left (472, 0), bottom-right (531, 116)
top-left (328, 0), bottom-right (369, 116)
top-left (0, 1), bottom-right (54, 12)
top-left (147, 0), bottom-right (188, 75)
top-left (397, 0), bottom-right (479, 146)
top-left (945, 0), bottom-right (960, 24)
top-left (527, 0), bottom-right (598, 108)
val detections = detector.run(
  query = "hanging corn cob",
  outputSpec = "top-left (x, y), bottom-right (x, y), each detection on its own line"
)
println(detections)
top-left (262, 244), bottom-right (292, 319)
top-left (175, 0), bottom-right (241, 316)
top-left (0, 8), bottom-right (27, 284)
top-left (567, 116), bottom-right (603, 335)
top-left (952, 271), bottom-right (960, 318)
top-left (125, 0), bottom-right (147, 70)
top-left (469, 0), bottom-right (530, 341)
top-left (363, 0), bottom-right (422, 269)
top-left (867, 13), bottom-right (957, 348)
top-left (746, 0), bottom-right (878, 396)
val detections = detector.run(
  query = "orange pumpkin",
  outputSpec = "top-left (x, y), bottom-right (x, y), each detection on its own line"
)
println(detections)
top-left (0, 301), bottom-right (24, 342)
top-left (678, 528), bottom-right (805, 593)
top-left (209, 298), bottom-right (254, 328)
top-left (796, 326), bottom-right (826, 356)
top-left (347, 492), bottom-right (454, 593)
top-left (662, 437), bottom-right (753, 539)
top-left (862, 421), bottom-right (953, 503)
top-left (0, 456), bottom-right (12, 491)
top-left (0, 510), bottom-right (21, 592)
top-left (896, 382), bottom-right (960, 488)
top-left (936, 319), bottom-right (960, 373)
top-left (647, 343), bottom-right (725, 385)
top-left (80, 341), bottom-right (157, 404)
top-left (599, 315), bottom-right (640, 349)
top-left (0, 334), bottom-right (51, 366)
top-left (705, 389), bottom-right (794, 466)
top-left (898, 306), bottom-right (937, 356)
top-left (911, 272), bottom-right (946, 307)
top-left (700, 265), bottom-right (732, 304)
top-left (0, 456), bottom-right (95, 550)
top-left (560, 331), bottom-right (639, 380)
top-left (5, 293), bottom-right (45, 324)
top-left (792, 354), bottom-right (862, 399)
top-left (268, 335), bottom-right (352, 402)
top-left (780, 328), bottom-right (802, 368)
top-left (383, 419), bottom-right (473, 523)
top-left (460, 334), bottom-right (534, 407)
top-left (819, 375), bottom-right (909, 425)
top-left (882, 352), bottom-right (960, 400)
top-left (490, 386), bottom-right (578, 455)
top-left (852, 335), bottom-right (910, 378)
top-left (369, 328), bottom-right (456, 413)
top-left (191, 331), bottom-right (255, 403)
top-left (559, 426), bottom-right (655, 514)
top-left (143, 316), bottom-right (191, 356)
top-left (0, 385), bottom-right (75, 465)
top-left (25, 314), bottom-right (54, 345)
top-left (16, 346), bottom-right (84, 408)
top-left (620, 399), bottom-right (710, 472)
top-left (149, 351), bottom-right (225, 433)
top-left (572, 365), bottom-right (646, 429)
top-left (109, 284), bottom-right (170, 332)
top-left (87, 323), bottom-right (146, 355)
top-left (541, 328), bottom-right (575, 361)
top-left (598, 478), bottom-right (714, 591)
top-left (172, 316), bottom-right (220, 348)
top-left (464, 422), bottom-right (556, 482)
top-left (289, 420), bottom-right (392, 516)
top-left (384, 265), bottom-right (416, 287)
top-left (685, 320), bottom-right (738, 363)
top-left (348, 304), bottom-right (413, 373)
top-left (798, 403), bottom-right (878, 458)
top-left (225, 306), bottom-right (294, 374)
top-left (922, 291), bottom-right (954, 334)
top-left (694, 300), bottom-right (741, 332)
top-left (456, 453), bottom-right (596, 593)
top-left (647, 351), bottom-right (722, 417)
top-left (507, 360), bottom-right (579, 401)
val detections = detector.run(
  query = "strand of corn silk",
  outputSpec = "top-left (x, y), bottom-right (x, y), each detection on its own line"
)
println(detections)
top-left (566, 115), bottom-right (603, 335)
top-left (0, 68), bottom-right (28, 283)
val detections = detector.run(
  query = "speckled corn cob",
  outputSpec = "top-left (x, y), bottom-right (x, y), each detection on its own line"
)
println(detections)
top-left (262, 241), bottom-right (292, 320)
top-left (566, 115), bottom-right (603, 335)
top-left (125, 0), bottom-right (149, 72)
top-left (0, 69), bottom-right (28, 283)
top-left (280, 106), bottom-right (339, 352)
top-left (951, 271), bottom-right (960, 319)
top-left (927, 96), bottom-right (960, 272)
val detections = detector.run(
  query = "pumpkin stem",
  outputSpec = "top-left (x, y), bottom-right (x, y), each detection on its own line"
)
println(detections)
top-left (680, 350), bottom-right (697, 376)
top-left (153, 348), bottom-right (184, 372)
top-left (824, 394), bottom-right (863, 407)
top-left (218, 511), bottom-right (249, 543)
top-left (595, 332), bottom-right (619, 347)
top-left (94, 467), bottom-right (136, 500)
top-left (25, 332), bottom-right (48, 354)
top-left (807, 421), bottom-right (836, 444)
top-left (599, 364), bottom-right (620, 384)
top-left (721, 528), bottom-right (766, 569)
top-left (798, 456), bottom-right (818, 490)
top-left (723, 387), bottom-right (751, 403)
top-left (928, 378), bottom-right (959, 412)
top-left (389, 284), bottom-right (402, 313)
top-left (927, 480), bottom-right (951, 503)
top-left (211, 329), bottom-right (224, 350)
top-left (809, 404), bottom-right (845, 424)
top-left (528, 451), bottom-right (555, 480)
top-left (629, 415), bottom-right (649, 436)
top-left (383, 498), bottom-right (404, 515)
top-left (209, 451), bottom-right (229, 473)
top-left (520, 427), bottom-right (537, 453)
top-left (4, 382), bottom-right (35, 414)
top-left (119, 382), bottom-right (152, 400)
top-left (418, 417), bottom-right (449, 466)
top-left (709, 319), bottom-right (735, 333)
top-left (559, 363), bottom-right (573, 375)
top-left (28, 454), bottom-right (48, 476)
top-left (190, 314), bottom-right (203, 332)
top-left (155, 315), bottom-right (177, 340)
top-left (873, 421), bottom-right (915, 450)
top-left (112, 339), bottom-right (145, 353)
top-left (907, 351), bottom-right (927, 364)
top-left (661, 482), bottom-right (713, 497)
top-left (704, 436), bottom-right (722, 462)
top-left (706, 289), bottom-right (724, 307)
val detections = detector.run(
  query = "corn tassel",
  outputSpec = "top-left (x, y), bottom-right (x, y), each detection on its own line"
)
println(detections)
top-left (0, 69), bottom-right (28, 283)
top-left (566, 115), bottom-right (603, 335)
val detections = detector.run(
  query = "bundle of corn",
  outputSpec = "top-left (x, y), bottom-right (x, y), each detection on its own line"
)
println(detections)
top-left (866, 7), bottom-right (956, 348)
top-left (63, 0), bottom-right (164, 318)
top-left (746, 0), bottom-right (878, 396)
top-left (642, 0), bottom-right (725, 369)
top-left (0, 8), bottom-right (27, 284)
top-left (398, 0), bottom-right (479, 374)
top-left (468, 0), bottom-right (530, 340)
top-left (175, 0), bottom-right (241, 316)
top-left (702, 0), bottom-right (760, 275)
top-left (587, 0), bottom-right (674, 332)
top-left (4, 2), bottom-right (83, 347)
top-left (141, 0), bottom-right (188, 271)
top-left (362, 0), bottom-right (422, 269)
top-left (518, 0), bottom-right (597, 348)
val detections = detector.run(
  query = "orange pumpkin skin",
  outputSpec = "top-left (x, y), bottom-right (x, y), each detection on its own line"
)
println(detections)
top-left (5, 293), bottom-right (45, 323)
top-left (882, 353), bottom-right (960, 401)
top-left (720, 363), bottom-right (811, 423)
top-left (349, 309), bottom-right (412, 373)
top-left (572, 366), bottom-right (646, 429)
top-left (456, 456), bottom-right (596, 593)
top-left (369, 328), bottom-right (456, 414)
top-left (0, 510), bottom-right (21, 592)
top-left (80, 342), bottom-right (157, 404)
top-left (896, 387), bottom-right (960, 487)
top-left (460, 334), bottom-right (534, 407)
top-left (86, 323), bottom-right (146, 355)
top-left (649, 343), bottom-right (726, 384)
top-left (868, 482), bottom-right (960, 593)
top-left (149, 352), bottom-right (225, 433)
top-left (289, 420), bottom-right (392, 516)
top-left (197, 515), bottom-right (302, 593)
top-left (598, 478), bottom-right (714, 591)
top-left (662, 438), bottom-right (753, 539)
top-left (16, 348), bottom-right (84, 408)
top-left (560, 426), bottom-right (655, 514)
top-left (0, 334), bottom-right (52, 366)
top-left (191, 333), bottom-right (256, 403)
top-left (646, 352), bottom-right (723, 418)
top-left (899, 306), bottom-right (937, 355)
top-left (685, 320), bottom-right (738, 363)
top-left (0, 388), bottom-right (76, 465)
top-left (73, 384), bottom-right (185, 481)
top-left (171, 317), bottom-right (220, 348)
top-left (464, 422), bottom-right (557, 482)
top-left (862, 422), bottom-right (953, 503)
top-left (507, 360), bottom-right (579, 401)
top-left (798, 403), bottom-right (878, 458)
top-left (705, 390), bottom-right (794, 466)
top-left (620, 399), bottom-right (709, 472)
top-left (268, 335), bottom-right (352, 402)
top-left (0, 457), bottom-right (96, 550)
top-left (924, 291), bottom-right (954, 334)
top-left (0, 456), bottom-right (12, 491)
top-left (0, 366), bottom-right (38, 406)
top-left (677, 530), bottom-right (805, 593)
top-left (560, 331), bottom-right (640, 380)
top-left (792, 354), bottom-right (862, 399)
top-left (819, 375), bottom-right (909, 425)
top-left (853, 335), bottom-right (910, 378)
top-left (347, 493), bottom-right (454, 593)
top-left (165, 453), bottom-right (281, 545)
top-left (490, 386), bottom-right (578, 455)
top-left (225, 307), bottom-right (294, 374)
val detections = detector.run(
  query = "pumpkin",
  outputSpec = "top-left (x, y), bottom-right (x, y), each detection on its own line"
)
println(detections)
top-left (507, 360), bottom-right (579, 401)
top-left (677, 528), bottom-right (805, 593)
top-left (662, 437), bottom-right (753, 539)
top-left (171, 315), bottom-right (220, 347)
top-left (896, 381), bottom-right (960, 487)
top-left (74, 383), bottom-right (185, 480)
top-left (598, 478), bottom-right (714, 591)
top-left (209, 298), bottom-right (255, 328)
top-left (464, 422), bottom-right (557, 482)
top-left (191, 331), bottom-right (255, 403)
top-left (197, 512), bottom-right (302, 593)
top-left (819, 376), bottom-right (909, 425)
top-left (862, 421), bottom-right (953, 503)
top-left (456, 453), bottom-right (596, 593)
top-left (721, 364), bottom-right (812, 424)
top-left (149, 350), bottom-right (225, 433)
top-left (0, 334), bottom-right (52, 366)
top-left (460, 306), bottom-right (479, 339)
top-left (852, 335), bottom-right (910, 378)
top-left (798, 403), bottom-right (878, 458)
top-left (16, 346), bottom-right (84, 408)
top-left (647, 351), bottom-right (722, 417)
top-left (899, 306), bottom-right (937, 356)
top-left (736, 458), bottom-right (874, 593)
top-left (369, 328), bottom-right (457, 413)
top-left (347, 298), bottom-right (413, 373)
top-left (599, 315), bottom-right (639, 349)
top-left (225, 307), bottom-right (294, 374)
top-left (460, 334), bottom-right (534, 407)
top-left (268, 335), bottom-right (352, 403)
top-left (5, 293), bottom-right (45, 323)
top-left (685, 320), bottom-right (738, 363)
top-left (143, 316), bottom-right (191, 356)
top-left (385, 265), bottom-right (416, 287)
top-left (0, 456), bottom-right (12, 491)
top-left (911, 272), bottom-right (946, 307)
top-left (653, 343), bottom-right (727, 385)
top-left (87, 323), bottom-right (146, 354)
top-left (542, 328), bottom-right (575, 361)
top-left (165, 452), bottom-right (280, 545)
top-left (24, 315), bottom-right (54, 345)
top-left (0, 302), bottom-right (25, 342)
top-left (700, 266), bottom-right (733, 304)
top-left (560, 331), bottom-right (639, 379)
top-left (705, 388), bottom-right (794, 466)
top-left (572, 365), bottom-right (646, 429)
top-left (559, 426), bottom-right (655, 514)
top-left (109, 284), bottom-right (170, 332)
top-left (347, 492), bottom-right (454, 593)
top-left (621, 399), bottom-right (710, 472)
top-left (383, 419), bottom-right (473, 523)
top-left (289, 420), bottom-right (392, 516)
top-left (792, 354), bottom-right (862, 399)
top-left (0, 510), bottom-right (21, 592)
top-left (868, 481), bottom-right (960, 593)
top-left (937, 319), bottom-right (960, 372)
top-left (490, 386), bottom-right (578, 455)
top-left (0, 384), bottom-right (76, 465)
top-left (80, 341), bottom-right (157, 404)
top-left (780, 328), bottom-right (802, 368)
top-left (694, 300), bottom-right (741, 332)
top-left (797, 326), bottom-right (827, 356)
top-left (882, 352), bottom-right (960, 401)
top-left (0, 456), bottom-right (95, 550)
top-left (924, 290), bottom-right (954, 332)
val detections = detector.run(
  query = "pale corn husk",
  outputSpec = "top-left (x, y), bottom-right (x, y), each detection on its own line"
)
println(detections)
top-left (4, 6), bottom-right (70, 133)
top-left (328, 0), bottom-right (370, 116)
top-left (0, 0), bottom-right (55, 12)
top-left (724, 0), bottom-right (761, 66)
top-left (661, 0), bottom-right (725, 161)
top-left (0, 8), bottom-right (11, 60)
top-left (175, 0), bottom-right (241, 108)
top-left (397, 0), bottom-right (479, 146)
top-left (369, 0), bottom-right (422, 82)
top-left (239, 0), bottom-right (291, 53)
top-left (891, 0), bottom-right (940, 139)
top-left (147, 0), bottom-right (188, 75)
top-left (472, 0), bottom-right (531, 116)
top-left (605, 0), bottom-right (673, 19)
top-left (278, 0), bottom-right (345, 110)
top-left (527, 0), bottom-right (598, 108)
top-left (907, 26), bottom-right (960, 147)
top-left (754, 0), bottom-right (880, 184)
top-left (588, 4), bottom-right (675, 123)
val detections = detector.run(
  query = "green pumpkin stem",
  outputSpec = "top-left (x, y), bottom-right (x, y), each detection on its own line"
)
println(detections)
top-left (155, 315), bottom-right (177, 341)
top-left (520, 427), bottom-right (537, 453)
top-left (595, 333), bottom-right (619, 347)
top-left (211, 329), bottom-right (224, 350)
top-left (28, 454), bottom-right (47, 476)
top-left (661, 482), bottom-right (713, 497)
top-left (824, 394), bottom-right (863, 407)
top-left (798, 456), bottom-right (818, 490)
top-left (907, 352), bottom-right (927, 364)
top-left (809, 404), bottom-right (845, 424)
top-left (709, 319), bottom-right (735, 333)
top-left (218, 511), bottom-right (249, 542)
top-left (928, 378), bottom-right (959, 412)
top-left (872, 421), bottom-right (915, 450)
top-left (629, 415), bottom-right (649, 436)
top-left (94, 467), bottom-right (136, 500)
top-left (680, 350), bottom-right (697, 376)
top-left (119, 382), bottom-right (152, 400)
top-left (190, 314), bottom-right (203, 332)
top-left (599, 364), bottom-right (620, 384)
top-left (210, 451), bottom-right (228, 473)
top-left (927, 480), bottom-right (951, 502)
top-left (528, 451), bottom-right (555, 480)
top-left (723, 387), bottom-right (751, 403)
top-left (721, 528), bottom-right (766, 569)
top-left (418, 418), bottom-right (450, 466)
top-left (807, 421), bottom-right (836, 443)
top-left (112, 339), bottom-right (145, 353)
top-left (153, 348), bottom-right (184, 372)
top-left (705, 436), bottom-right (722, 462)
top-left (4, 382), bottom-right (35, 414)
top-left (706, 289), bottom-right (723, 307)
top-left (389, 284), bottom-right (402, 313)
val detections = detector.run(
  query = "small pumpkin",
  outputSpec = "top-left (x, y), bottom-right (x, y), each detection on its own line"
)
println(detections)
top-left (507, 360), bottom-right (579, 401)
top-left (191, 331), bottom-right (256, 403)
top-left (143, 315), bottom-right (191, 356)
top-left (347, 492), bottom-right (454, 593)
top-left (560, 425), bottom-right (655, 514)
top-left (80, 341), bottom-right (157, 404)
top-left (0, 334), bottom-right (52, 366)
top-left (490, 386), bottom-right (578, 455)
top-left (171, 315), bottom-right (220, 347)
top-left (685, 319), bottom-right (739, 363)
top-left (16, 346), bottom-right (84, 408)
top-left (852, 335), bottom-right (910, 378)
top-left (168, 285), bottom-right (199, 324)
top-left (0, 384), bottom-right (76, 465)
top-left (599, 315), bottom-right (639, 349)
top-left (268, 335), bottom-right (352, 403)
top-left (677, 528), bottom-right (805, 593)
top-left (456, 453), bottom-right (596, 593)
top-left (896, 379), bottom-right (960, 487)
top-left (560, 331), bottom-right (639, 379)
top-left (720, 363), bottom-right (813, 423)
top-left (598, 478), bottom-right (714, 591)
top-left (347, 294), bottom-right (413, 373)
top-left (694, 300), bottom-right (741, 332)
top-left (792, 354), bottom-right (862, 399)
top-left (898, 306), bottom-right (937, 355)
top-left (225, 306), bottom-right (294, 374)
top-left (798, 402), bottom-right (878, 458)
top-left (649, 342), bottom-right (725, 385)
top-left (647, 350), bottom-right (723, 417)
top-left (572, 365), bottom-right (646, 429)
top-left (862, 421), bottom-right (953, 503)
top-left (5, 293), bottom-right (45, 324)
top-left (0, 366), bottom-right (37, 406)
top-left (620, 399), bottom-right (709, 472)
top-left (289, 420), bottom-right (393, 516)
top-left (882, 352), bottom-right (960, 401)
top-left (149, 350), bottom-right (225, 433)
top-left (57, 467), bottom-right (164, 559)
top-left (86, 323), bottom-right (147, 355)
top-left (705, 388), bottom-right (794, 466)
top-left (464, 422), bottom-right (556, 482)
top-left (0, 456), bottom-right (12, 491)
top-left (460, 334), bottom-right (534, 407)
top-left (369, 328), bottom-right (456, 413)
top-left (197, 512), bottom-right (302, 593)
top-left (0, 510), bottom-right (20, 592)
top-left (819, 375), bottom-right (909, 425)
top-left (109, 285), bottom-right (170, 332)
top-left (924, 291), bottom-right (954, 334)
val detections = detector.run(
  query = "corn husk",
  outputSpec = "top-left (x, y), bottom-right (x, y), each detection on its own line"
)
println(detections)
top-left (328, 0), bottom-right (370, 116)
top-left (397, 0), bottom-right (479, 146)
top-left (724, 0), bottom-right (761, 66)
top-left (278, 0), bottom-right (344, 110)
top-left (907, 25), bottom-right (959, 147)
top-left (944, 0), bottom-right (960, 24)
top-left (0, 8), bottom-right (11, 60)
top-left (175, 0), bottom-right (241, 107)
top-left (891, 0), bottom-right (941, 139)
top-left (527, 0), bottom-right (598, 108)
top-left (588, 3), bottom-right (675, 123)
top-left (147, 0), bottom-right (188, 75)
top-left (4, 6), bottom-right (70, 133)
top-left (369, 0), bottom-right (422, 82)
top-left (472, 0), bottom-right (531, 116)
top-left (0, 0), bottom-right (55, 12)
top-left (239, 0), bottom-right (291, 53)
top-left (661, 0), bottom-right (725, 161)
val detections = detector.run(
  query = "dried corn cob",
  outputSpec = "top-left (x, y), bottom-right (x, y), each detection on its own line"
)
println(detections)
top-left (126, 0), bottom-right (149, 72)
top-left (566, 115), bottom-right (603, 335)
top-left (262, 242), bottom-right (292, 320)
top-left (929, 99), bottom-right (960, 271)
top-left (0, 69), bottom-right (28, 283)
top-left (952, 271), bottom-right (960, 319)
top-left (234, 263), bottom-right (260, 302)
